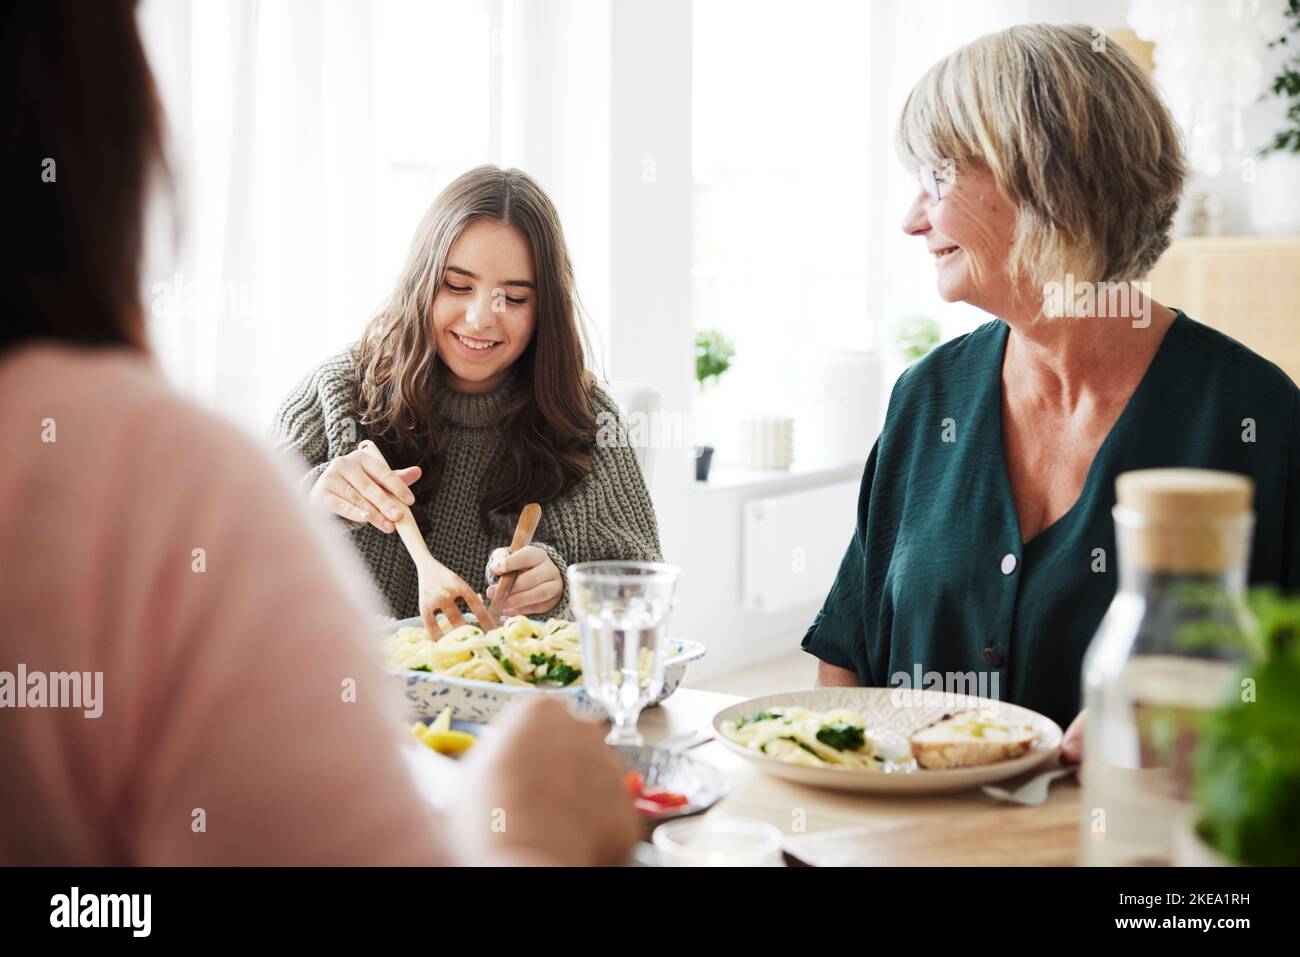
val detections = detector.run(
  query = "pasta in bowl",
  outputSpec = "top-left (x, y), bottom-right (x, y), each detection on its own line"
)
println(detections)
top-left (380, 615), bottom-right (706, 722)
top-left (383, 616), bottom-right (584, 687)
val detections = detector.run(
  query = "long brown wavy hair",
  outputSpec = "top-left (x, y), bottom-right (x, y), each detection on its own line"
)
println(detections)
top-left (353, 166), bottom-right (597, 531)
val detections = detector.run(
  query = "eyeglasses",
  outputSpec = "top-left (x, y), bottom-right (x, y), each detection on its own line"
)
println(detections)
top-left (918, 163), bottom-right (955, 204)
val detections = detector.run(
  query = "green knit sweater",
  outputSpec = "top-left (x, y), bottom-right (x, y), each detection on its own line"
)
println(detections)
top-left (269, 350), bottom-right (663, 621)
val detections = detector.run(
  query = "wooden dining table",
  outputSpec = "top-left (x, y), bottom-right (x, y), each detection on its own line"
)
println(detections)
top-left (639, 687), bottom-right (1082, 866)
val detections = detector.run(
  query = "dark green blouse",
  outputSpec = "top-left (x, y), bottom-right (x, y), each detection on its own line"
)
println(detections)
top-left (802, 312), bottom-right (1300, 730)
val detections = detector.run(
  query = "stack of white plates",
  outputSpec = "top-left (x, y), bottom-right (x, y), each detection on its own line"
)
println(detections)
top-left (737, 413), bottom-right (794, 470)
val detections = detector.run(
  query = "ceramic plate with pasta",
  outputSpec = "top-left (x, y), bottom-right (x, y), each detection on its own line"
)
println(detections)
top-left (713, 689), bottom-right (1062, 794)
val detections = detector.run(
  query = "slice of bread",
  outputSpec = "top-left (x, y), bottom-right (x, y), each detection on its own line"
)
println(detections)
top-left (909, 710), bottom-right (1037, 769)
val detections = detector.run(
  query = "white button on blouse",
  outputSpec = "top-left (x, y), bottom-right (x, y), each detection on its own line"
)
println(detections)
top-left (1001, 553), bottom-right (1018, 575)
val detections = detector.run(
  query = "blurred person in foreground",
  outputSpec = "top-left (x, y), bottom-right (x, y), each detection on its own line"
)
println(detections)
top-left (0, 0), bottom-right (637, 866)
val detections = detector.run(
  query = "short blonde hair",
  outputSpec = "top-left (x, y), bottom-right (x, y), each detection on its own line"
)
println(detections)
top-left (896, 23), bottom-right (1186, 290)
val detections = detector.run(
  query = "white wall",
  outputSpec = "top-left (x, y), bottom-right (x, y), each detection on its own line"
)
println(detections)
top-left (605, 0), bottom-right (695, 572)
top-left (500, 0), bottom-right (701, 649)
top-left (499, 0), bottom-right (612, 363)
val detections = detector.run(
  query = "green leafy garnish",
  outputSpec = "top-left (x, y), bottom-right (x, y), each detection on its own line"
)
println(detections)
top-left (816, 722), bottom-right (866, 752)
top-left (528, 653), bottom-right (580, 687)
top-left (738, 710), bottom-right (782, 728)
top-left (409, 664), bottom-right (431, 673)
top-left (488, 645), bottom-right (516, 677)
top-left (781, 735), bottom-right (820, 757)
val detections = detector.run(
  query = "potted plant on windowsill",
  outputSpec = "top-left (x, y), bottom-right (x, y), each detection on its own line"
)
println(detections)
top-left (896, 313), bottom-right (940, 364)
top-left (1176, 587), bottom-right (1300, 866)
top-left (694, 328), bottom-right (735, 482)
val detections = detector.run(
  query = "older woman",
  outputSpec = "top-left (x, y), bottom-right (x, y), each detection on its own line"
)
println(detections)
top-left (802, 24), bottom-right (1300, 752)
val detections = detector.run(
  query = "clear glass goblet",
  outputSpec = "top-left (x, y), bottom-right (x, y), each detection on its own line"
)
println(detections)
top-left (566, 561), bottom-right (681, 746)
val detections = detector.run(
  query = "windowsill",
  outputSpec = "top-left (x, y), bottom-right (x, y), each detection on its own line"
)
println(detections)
top-left (692, 460), bottom-right (863, 495)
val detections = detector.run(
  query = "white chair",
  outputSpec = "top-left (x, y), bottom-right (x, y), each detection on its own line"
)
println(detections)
top-left (605, 380), bottom-right (660, 486)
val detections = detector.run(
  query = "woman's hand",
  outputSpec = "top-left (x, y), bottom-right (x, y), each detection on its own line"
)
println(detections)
top-left (419, 561), bottom-right (493, 634)
top-left (1061, 709), bottom-right (1085, 764)
top-left (308, 448), bottom-right (421, 534)
top-left (485, 545), bottom-right (563, 616)
top-left (450, 697), bottom-right (639, 866)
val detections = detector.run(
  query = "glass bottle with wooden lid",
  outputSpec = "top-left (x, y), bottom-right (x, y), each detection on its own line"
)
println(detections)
top-left (1080, 468), bottom-right (1254, 866)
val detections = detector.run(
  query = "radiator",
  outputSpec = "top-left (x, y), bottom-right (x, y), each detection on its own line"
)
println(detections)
top-left (741, 479), bottom-right (860, 613)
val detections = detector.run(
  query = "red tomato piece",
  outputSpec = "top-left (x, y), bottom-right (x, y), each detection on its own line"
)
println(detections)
top-left (642, 789), bottom-right (690, 808)
top-left (624, 771), bottom-right (645, 799)
top-left (633, 797), bottom-right (666, 817)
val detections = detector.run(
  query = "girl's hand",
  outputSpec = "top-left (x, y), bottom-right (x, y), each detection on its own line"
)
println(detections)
top-left (419, 560), bottom-right (493, 634)
top-left (308, 449), bottom-right (421, 534)
top-left (485, 545), bottom-right (563, 617)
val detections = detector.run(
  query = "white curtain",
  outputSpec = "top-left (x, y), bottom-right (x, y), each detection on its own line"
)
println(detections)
top-left (139, 0), bottom-right (381, 433)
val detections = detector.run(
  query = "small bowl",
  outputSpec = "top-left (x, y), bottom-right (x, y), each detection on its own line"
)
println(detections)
top-left (614, 744), bottom-right (730, 835)
top-left (652, 816), bottom-right (785, 867)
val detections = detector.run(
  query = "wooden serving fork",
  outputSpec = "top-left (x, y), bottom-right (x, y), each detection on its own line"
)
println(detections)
top-left (487, 503), bottom-right (543, 621)
top-left (357, 439), bottom-right (498, 632)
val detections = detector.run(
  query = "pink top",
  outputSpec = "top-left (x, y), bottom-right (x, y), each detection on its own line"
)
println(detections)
top-left (0, 344), bottom-right (448, 865)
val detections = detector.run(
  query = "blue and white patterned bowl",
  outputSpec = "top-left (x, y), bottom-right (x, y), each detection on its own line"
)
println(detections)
top-left (380, 616), bottom-right (707, 723)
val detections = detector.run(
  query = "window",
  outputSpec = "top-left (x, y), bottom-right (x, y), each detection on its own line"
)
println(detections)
top-left (139, 0), bottom-right (501, 429)
top-left (370, 0), bottom-right (498, 293)
top-left (693, 0), bottom-right (873, 462)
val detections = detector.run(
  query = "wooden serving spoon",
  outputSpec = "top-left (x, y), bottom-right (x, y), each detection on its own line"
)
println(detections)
top-left (487, 502), bottom-right (543, 621)
top-left (356, 440), bottom-right (499, 632)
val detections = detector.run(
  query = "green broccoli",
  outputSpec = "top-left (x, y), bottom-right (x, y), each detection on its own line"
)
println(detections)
top-left (488, 645), bottom-right (516, 677)
top-left (738, 710), bottom-right (782, 728)
top-left (528, 652), bottom-right (581, 686)
top-left (816, 722), bottom-right (866, 752)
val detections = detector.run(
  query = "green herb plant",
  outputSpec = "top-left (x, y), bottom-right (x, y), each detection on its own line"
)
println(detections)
top-left (1192, 587), bottom-right (1300, 865)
